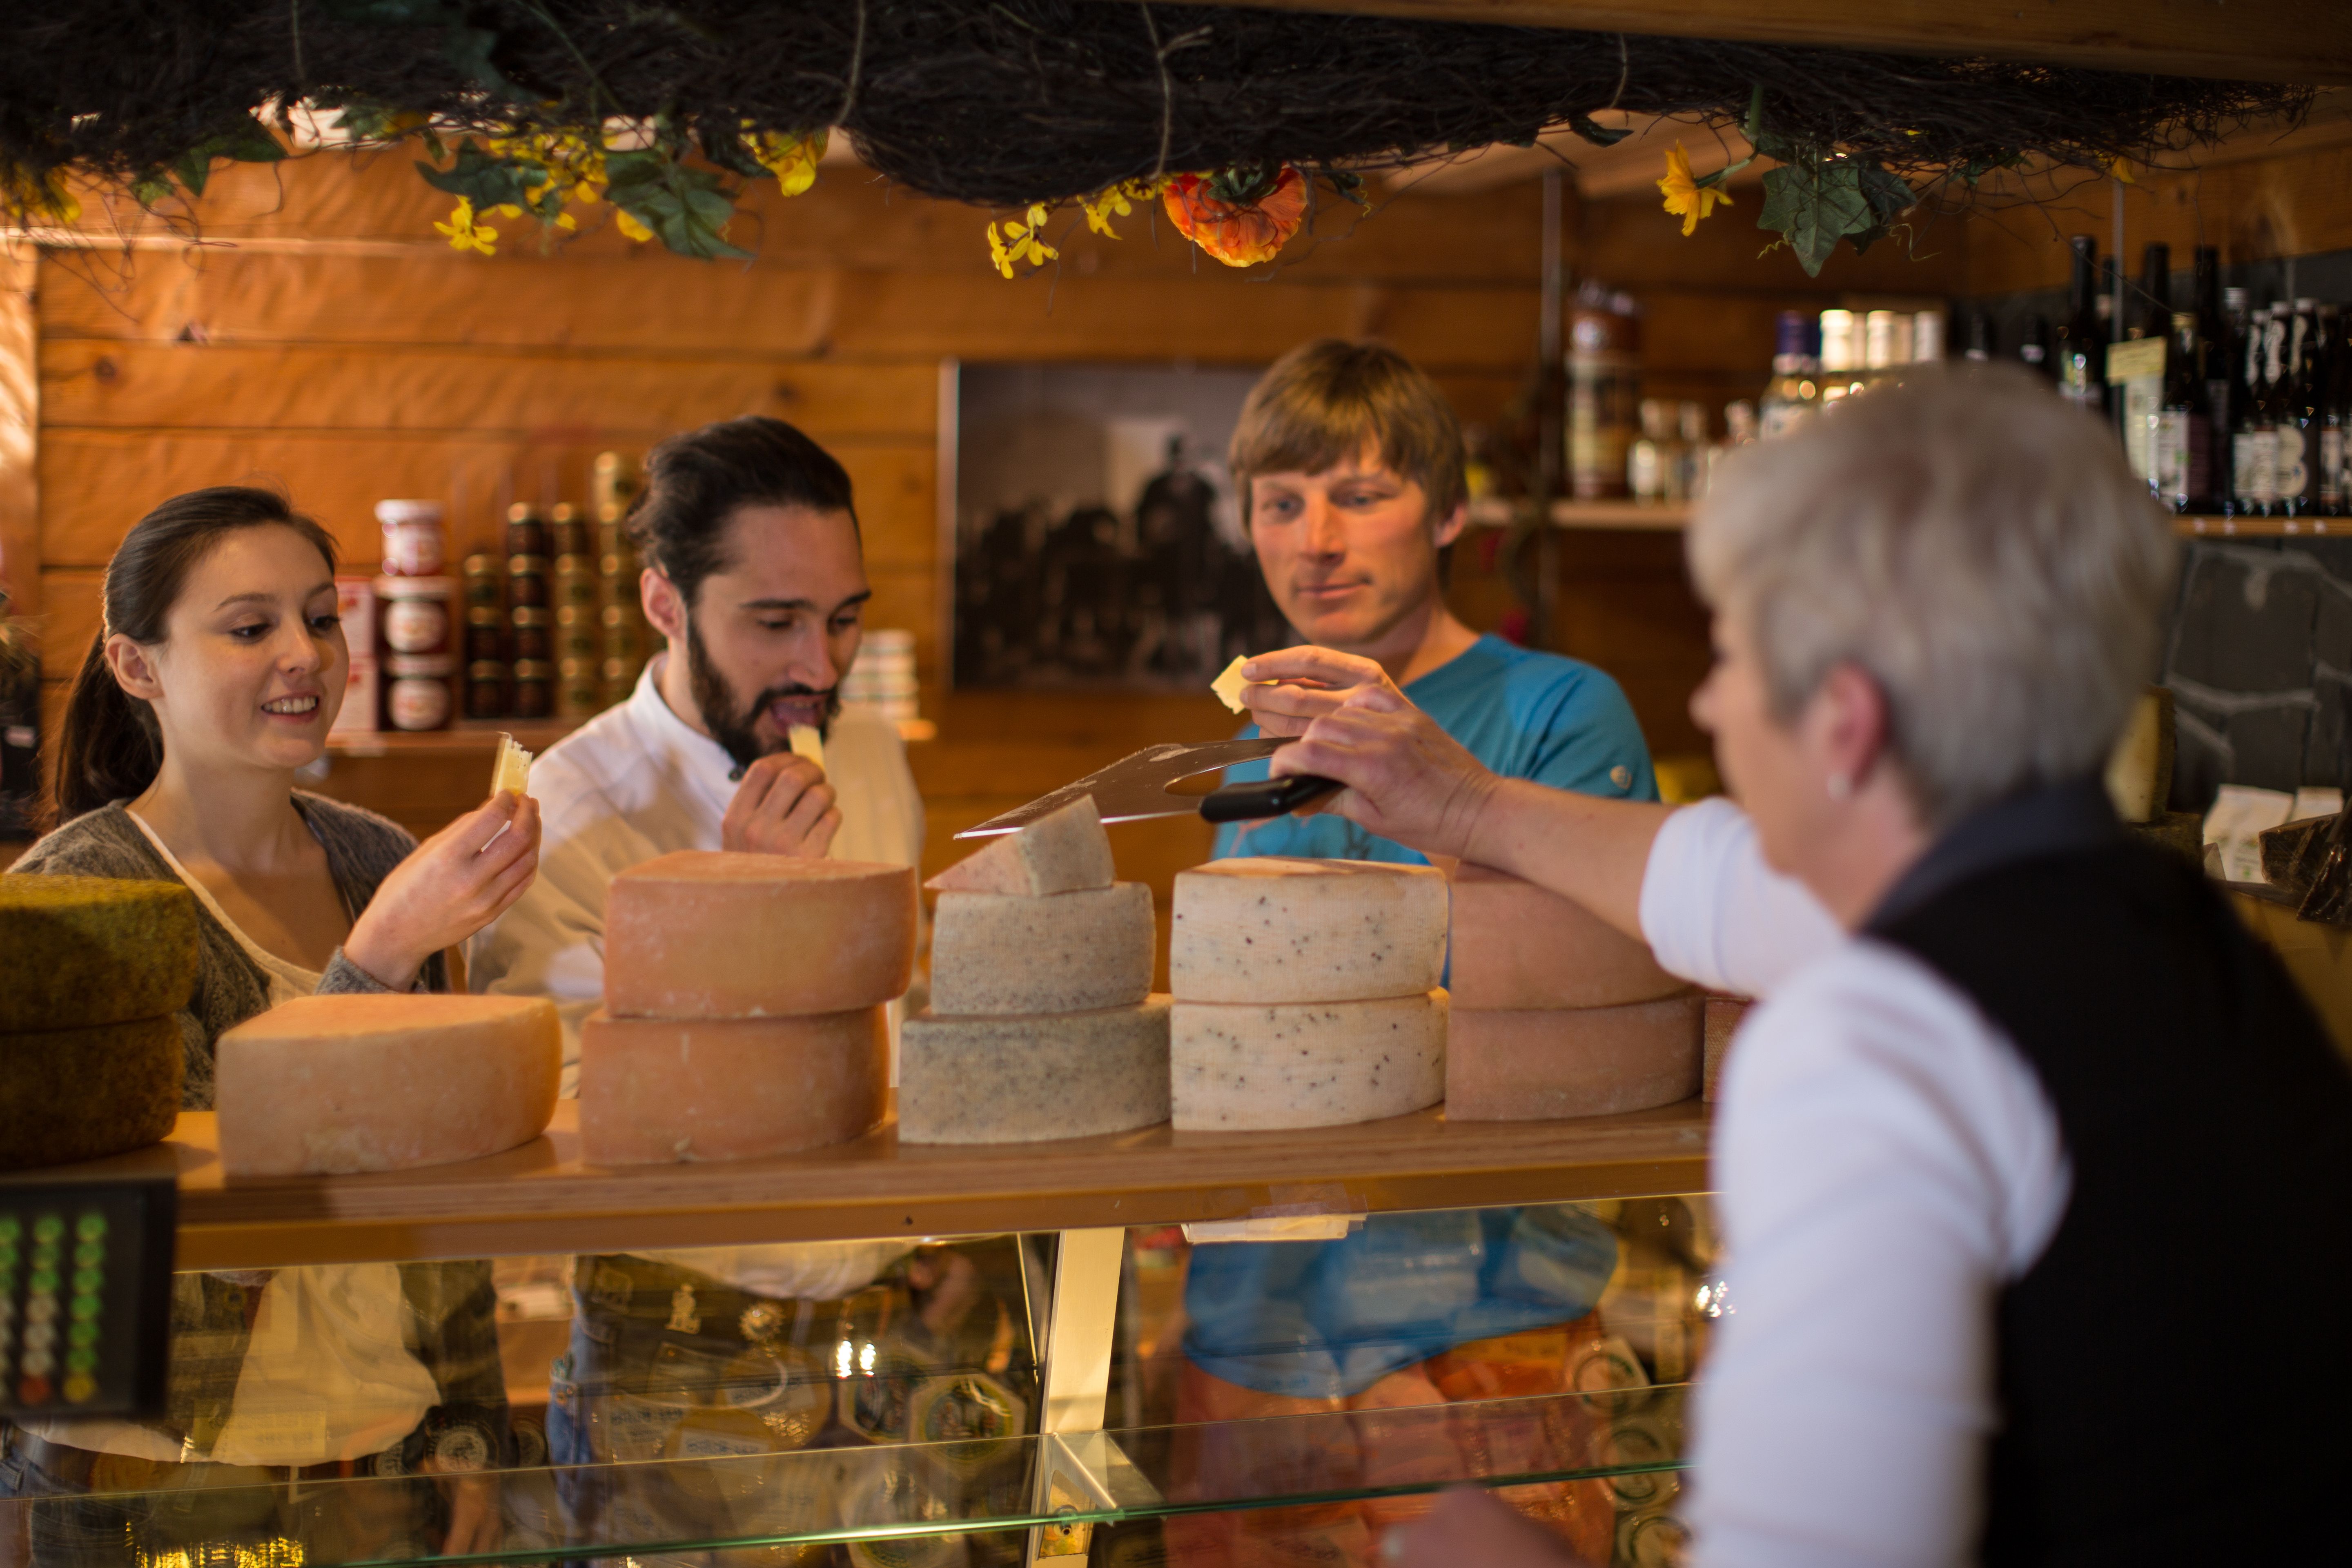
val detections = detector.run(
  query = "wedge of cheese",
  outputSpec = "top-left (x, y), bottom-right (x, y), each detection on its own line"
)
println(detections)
top-left (1444, 993), bottom-right (1701, 1122)
top-left (929, 882), bottom-right (1154, 1015)
top-left (490, 732), bottom-right (533, 799)
top-left (0, 875), bottom-right (199, 1032)
top-left (605, 851), bottom-right (916, 1018)
top-left (0, 1015), bottom-right (182, 1173)
top-left (1171, 858), bottom-right (1447, 1004)
top-left (788, 724), bottom-right (826, 770)
top-left (1447, 864), bottom-right (1682, 1011)
top-left (214, 994), bottom-right (560, 1175)
top-left (1210, 655), bottom-right (1257, 714)
top-left (926, 795), bottom-right (1114, 896)
top-left (579, 1007), bottom-right (886, 1165)
top-left (1172, 991), bottom-right (1447, 1131)
top-left (899, 998), bottom-right (1171, 1144)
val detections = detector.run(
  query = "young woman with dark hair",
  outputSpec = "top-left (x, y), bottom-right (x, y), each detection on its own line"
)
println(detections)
top-left (2, 486), bottom-right (536, 1557)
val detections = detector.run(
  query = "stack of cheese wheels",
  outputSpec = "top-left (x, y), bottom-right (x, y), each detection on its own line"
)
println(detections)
top-left (581, 851), bottom-right (916, 1164)
top-left (902, 796), bottom-right (1169, 1142)
top-left (1169, 858), bottom-right (1450, 1131)
top-left (216, 993), bottom-right (562, 1175)
top-left (0, 876), bottom-right (199, 1172)
top-left (1444, 864), bottom-right (1700, 1120)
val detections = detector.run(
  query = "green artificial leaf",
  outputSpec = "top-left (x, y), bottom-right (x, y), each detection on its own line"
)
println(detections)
top-left (1857, 163), bottom-right (1914, 221)
top-left (167, 116), bottom-right (288, 198)
top-left (128, 173), bottom-right (175, 208)
top-left (603, 147), bottom-right (752, 260)
top-left (1756, 159), bottom-right (1872, 277)
top-left (1568, 114), bottom-right (1631, 147)
top-left (697, 125), bottom-right (770, 181)
top-left (1324, 169), bottom-right (1371, 210)
top-left (416, 141), bottom-right (548, 209)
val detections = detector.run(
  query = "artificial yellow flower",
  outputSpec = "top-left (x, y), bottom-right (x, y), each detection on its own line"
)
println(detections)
top-left (746, 126), bottom-right (827, 197)
top-left (985, 203), bottom-right (1059, 278)
top-left (1081, 179), bottom-right (1160, 238)
top-left (615, 208), bottom-right (655, 243)
top-left (1657, 142), bottom-right (1731, 237)
top-left (434, 196), bottom-right (498, 255)
top-left (2100, 155), bottom-right (2136, 185)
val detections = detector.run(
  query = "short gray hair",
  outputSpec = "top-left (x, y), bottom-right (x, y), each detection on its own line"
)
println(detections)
top-left (1688, 364), bottom-right (2178, 829)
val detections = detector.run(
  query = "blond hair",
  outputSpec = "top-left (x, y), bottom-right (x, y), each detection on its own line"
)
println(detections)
top-left (1230, 340), bottom-right (1466, 529)
top-left (1689, 364), bottom-right (2178, 829)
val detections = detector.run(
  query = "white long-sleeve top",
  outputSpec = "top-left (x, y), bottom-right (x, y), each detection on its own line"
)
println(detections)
top-left (1639, 799), bottom-right (2071, 1568)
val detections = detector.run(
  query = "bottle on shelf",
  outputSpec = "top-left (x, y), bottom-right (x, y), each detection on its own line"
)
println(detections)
top-left (2156, 313), bottom-right (2212, 514)
top-left (1758, 310), bottom-right (1821, 439)
top-left (1910, 311), bottom-right (1947, 368)
top-left (1961, 310), bottom-right (1997, 363)
top-left (2056, 237), bottom-right (2107, 415)
top-left (2236, 303), bottom-right (2284, 517)
top-left (1675, 402), bottom-right (1710, 499)
top-left (2131, 243), bottom-right (2173, 341)
top-left (2321, 305), bottom-right (2348, 517)
top-left (1862, 309), bottom-right (1909, 391)
top-left (1627, 398), bottom-right (1681, 504)
top-left (1818, 310), bottom-right (1864, 405)
top-left (2017, 315), bottom-right (2054, 379)
top-left (2279, 298), bottom-right (2324, 515)
top-left (2214, 285), bottom-right (2250, 514)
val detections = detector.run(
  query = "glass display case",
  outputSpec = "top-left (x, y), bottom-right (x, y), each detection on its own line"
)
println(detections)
top-left (0, 1101), bottom-right (1713, 1568)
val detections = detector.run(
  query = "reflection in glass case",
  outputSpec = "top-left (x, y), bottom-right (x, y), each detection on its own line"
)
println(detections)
top-left (951, 364), bottom-right (1292, 692)
top-left (0, 1196), bottom-right (1718, 1567)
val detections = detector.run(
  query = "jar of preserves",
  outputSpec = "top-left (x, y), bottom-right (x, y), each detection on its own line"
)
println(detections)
top-left (466, 661), bottom-right (508, 721)
top-left (461, 554), bottom-right (504, 610)
top-left (555, 603), bottom-right (599, 662)
top-left (505, 504), bottom-right (549, 562)
top-left (464, 606), bottom-right (505, 662)
top-left (385, 654), bottom-right (455, 731)
top-left (554, 555), bottom-right (598, 612)
top-left (549, 502), bottom-right (588, 560)
top-left (377, 500), bottom-right (447, 577)
top-left (375, 575), bottom-right (453, 656)
top-left (557, 657), bottom-right (602, 719)
top-left (507, 557), bottom-right (550, 608)
top-left (509, 605), bottom-right (552, 662)
top-left (511, 659), bottom-right (553, 720)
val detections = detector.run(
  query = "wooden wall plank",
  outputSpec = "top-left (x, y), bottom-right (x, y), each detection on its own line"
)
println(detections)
top-left (0, 253), bottom-right (36, 630)
top-left (38, 344), bottom-right (941, 440)
top-left (38, 431), bottom-right (936, 575)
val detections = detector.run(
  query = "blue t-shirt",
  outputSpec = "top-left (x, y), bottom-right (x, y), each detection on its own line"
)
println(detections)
top-left (1210, 634), bottom-right (1659, 863)
top-left (1185, 635), bottom-right (1657, 1398)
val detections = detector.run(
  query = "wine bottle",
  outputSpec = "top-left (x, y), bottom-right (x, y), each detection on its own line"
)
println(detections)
top-left (2018, 315), bottom-right (2055, 379)
top-left (2056, 237), bottom-right (2107, 414)
top-left (2132, 243), bottom-right (2173, 341)
top-left (2156, 313), bottom-right (2212, 513)
top-left (1758, 310), bottom-right (1821, 439)
top-left (2213, 284), bottom-right (2248, 515)
top-left (1962, 309), bottom-right (1998, 363)
top-left (2321, 304), bottom-right (2348, 518)
top-left (2279, 298), bottom-right (2322, 516)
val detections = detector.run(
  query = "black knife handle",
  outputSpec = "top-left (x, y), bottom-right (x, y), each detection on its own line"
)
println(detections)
top-left (1198, 774), bottom-right (1343, 824)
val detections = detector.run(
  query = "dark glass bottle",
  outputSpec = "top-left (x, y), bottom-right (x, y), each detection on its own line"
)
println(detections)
top-left (1961, 309), bottom-right (1997, 363)
top-left (2280, 299), bottom-right (2322, 516)
top-left (2322, 305), bottom-right (2348, 518)
top-left (2157, 313), bottom-right (2212, 513)
top-left (2018, 315), bottom-right (2054, 379)
top-left (2131, 243), bottom-right (2173, 342)
top-left (2057, 237), bottom-right (2107, 414)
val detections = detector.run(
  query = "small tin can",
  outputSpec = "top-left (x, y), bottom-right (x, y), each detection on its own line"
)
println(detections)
top-left (557, 657), bottom-right (603, 718)
top-left (555, 604), bottom-right (600, 662)
top-left (511, 659), bottom-right (554, 719)
top-left (464, 606), bottom-right (505, 662)
top-left (549, 503), bottom-right (588, 560)
top-left (554, 555), bottom-right (598, 611)
top-left (505, 504), bottom-right (549, 562)
top-left (509, 605), bottom-right (551, 662)
top-left (466, 661), bottom-right (508, 721)
top-left (461, 555), bottom-right (504, 610)
top-left (507, 557), bottom-right (550, 608)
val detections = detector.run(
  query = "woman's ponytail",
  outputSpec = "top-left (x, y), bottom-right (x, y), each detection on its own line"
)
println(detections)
top-left (44, 486), bottom-right (338, 826)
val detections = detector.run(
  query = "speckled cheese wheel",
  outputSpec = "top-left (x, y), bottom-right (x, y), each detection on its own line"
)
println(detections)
top-left (926, 795), bottom-right (1114, 896)
top-left (604, 851), bottom-right (917, 1018)
top-left (0, 1015), bottom-right (183, 1172)
top-left (928, 882), bottom-right (1154, 1015)
top-left (0, 875), bottom-right (199, 1032)
top-left (1169, 858), bottom-right (1448, 1004)
top-left (899, 998), bottom-right (1171, 1144)
top-left (1171, 991), bottom-right (1447, 1131)
top-left (1444, 993), bottom-right (1702, 1122)
top-left (1446, 864), bottom-right (1683, 1011)
top-left (214, 993), bottom-right (560, 1175)
top-left (579, 1007), bottom-right (887, 1165)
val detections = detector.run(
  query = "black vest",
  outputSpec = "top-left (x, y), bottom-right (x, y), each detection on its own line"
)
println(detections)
top-left (1872, 795), bottom-right (2352, 1565)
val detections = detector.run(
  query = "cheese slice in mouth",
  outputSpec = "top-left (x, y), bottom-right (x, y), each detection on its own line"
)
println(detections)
top-left (788, 724), bottom-right (826, 770)
top-left (491, 732), bottom-right (534, 799)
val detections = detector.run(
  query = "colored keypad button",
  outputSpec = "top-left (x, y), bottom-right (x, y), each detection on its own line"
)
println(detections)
top-left (67, 1321), bottom-right (96, 1348)
top-left (63, 1373), bottom-right (96, 1403)
top-left (72, 1269), bottom-right (102, 1294)
top-left (67, 1298), bottom-right (99, 1323)
top-left (29, 1270), bottom-right (56, 1294)
top-left (31, 1216), bottom-right (62, 1244)
top-left (0, 1216), bottom-right (19, 1241)
top-left (74, 1242), bottom-right (103, 1267)
top-left (75, 1214), bottom-right (105, 1242)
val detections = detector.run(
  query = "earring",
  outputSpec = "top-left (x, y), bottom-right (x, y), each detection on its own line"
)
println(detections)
top-left (1826, 773), bottom-right (1853, 801)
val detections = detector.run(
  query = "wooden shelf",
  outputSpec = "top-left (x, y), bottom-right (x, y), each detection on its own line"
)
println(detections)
top-left (325, 715), bottom-right (935, 757)
top-left (1476, 501), bottom-right (2329, 539)
top-left (151, 1098), bottom-right (1711, 1270)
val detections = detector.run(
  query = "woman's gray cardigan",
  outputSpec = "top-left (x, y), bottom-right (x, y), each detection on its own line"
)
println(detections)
top-left (11, 793), bottom-right (448, 1109)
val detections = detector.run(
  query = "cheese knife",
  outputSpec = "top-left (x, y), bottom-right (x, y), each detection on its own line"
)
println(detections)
top-left (954, 737), bottom-right (1342, 837)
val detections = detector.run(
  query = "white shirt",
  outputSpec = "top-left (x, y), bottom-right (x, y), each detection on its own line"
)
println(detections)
top-left (468, 652), bottom-right (925, 1090)
top-left (1640, 799), bottom-right (2071, 1568)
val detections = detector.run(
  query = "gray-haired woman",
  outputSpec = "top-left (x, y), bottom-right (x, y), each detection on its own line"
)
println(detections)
top-left (1234, 366), bottom-right (2352, 1565)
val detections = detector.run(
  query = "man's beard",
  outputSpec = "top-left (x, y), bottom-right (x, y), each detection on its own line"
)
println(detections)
top-left (684, 619), bottom-right (840, 772)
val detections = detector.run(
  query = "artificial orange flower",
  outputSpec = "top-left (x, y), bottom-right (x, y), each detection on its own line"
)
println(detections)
top-left (1161, 166), bottom-right (1307, 267)
top-left (1657, 142), bottom-right (1731, 236)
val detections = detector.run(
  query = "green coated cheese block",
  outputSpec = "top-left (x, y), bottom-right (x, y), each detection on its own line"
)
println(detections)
top-left (0, 1013), bottom-right (183, 1172)
top-left (0, 875), bottom-right (200, 1031)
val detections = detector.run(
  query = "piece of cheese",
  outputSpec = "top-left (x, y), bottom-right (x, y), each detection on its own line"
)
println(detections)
top-left (604, 851), bottom-right (916, 1018)
top-left (1447, 864), bottom-right (1682, 1011)
top-left (1210, 655), bottom-right (1255, 714)
top-left (214, 994), bottom-right (560, 1176)
top-left (2103, 686), bottom-right (2174, 824)
top-left (1443, 993), bottom-right (1701, 1122)
top-left (0, 875), bottom-right (199, 1032)
top-left (926, 795), bottom-right (1115, 897)
top-left (929, 882), bottom-right (1154, 1015)
top-left (788, 724), bottom-right (826, 770)
top-left (0, 1015), bottom-right (182, 1173)
top-left (899, 998), bottom-right (1171, 1144)
top-left (1170, 858), bottom-right (1447, 1004)
top-left (1171, 991), bottom-right (1447, 1131)
top-left (579, 1007), bottom-right (886, 1165)
top-left (490, 732), bottom-right (534, 799)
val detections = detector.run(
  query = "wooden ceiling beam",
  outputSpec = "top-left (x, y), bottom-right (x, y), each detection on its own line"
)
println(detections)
top-left (1161, 0), bottom-right (2350, 85)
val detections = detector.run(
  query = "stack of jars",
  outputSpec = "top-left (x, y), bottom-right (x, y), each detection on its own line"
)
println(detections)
top-left (593, 452), bottom-right (649, 707)
top-left (376, 499), bottom-right (456, 732)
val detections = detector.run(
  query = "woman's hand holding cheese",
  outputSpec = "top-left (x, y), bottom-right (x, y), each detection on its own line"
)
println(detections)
top-left (344, 791), bottom-right (542, 991)
top-left (722, 752), bottom-right (841, 857)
